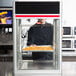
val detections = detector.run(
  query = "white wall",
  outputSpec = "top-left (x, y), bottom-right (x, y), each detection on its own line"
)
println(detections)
top-left (63, 0), bottom-right (76, 26)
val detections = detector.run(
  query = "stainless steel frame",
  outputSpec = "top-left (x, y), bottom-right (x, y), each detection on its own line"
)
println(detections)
top-left (13, 0), bottom-right (62, 76)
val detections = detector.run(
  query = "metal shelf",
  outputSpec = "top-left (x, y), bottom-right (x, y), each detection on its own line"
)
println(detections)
top-left (62, 52), bottom-right (76, 56)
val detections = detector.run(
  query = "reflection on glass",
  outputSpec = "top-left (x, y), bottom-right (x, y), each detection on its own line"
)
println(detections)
top-left (63, 27), bottom-right (71, 35)
top-left (16, 18), bottom-right (60, 70)
top-left (74, 40), bottom-right (76, 48)
top-left (0, 28), bottom-right (12, 43)
top-left (74, 27), bottom-right (76, 35)
top-left (26, 19), bottom-right (53, 60)
top-left (62, 40), bottom-right (71, 48)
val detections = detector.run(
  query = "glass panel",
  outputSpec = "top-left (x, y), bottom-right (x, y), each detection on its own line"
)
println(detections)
top-left (74, 40), bottom-right (76, 48)
top-left (16, 18), bottom-right (60, 70)
top-left (74, 27), bottom-right (76, 35)
top-left (62, 40), bottom-right (71, 48)
top-left (63, 27), bottom-right (71, 35)
top-left (0, 27), bottom-right (13, 44)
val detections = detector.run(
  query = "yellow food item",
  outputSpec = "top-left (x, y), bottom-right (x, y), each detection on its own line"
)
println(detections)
top-left (22, 46), bottom-right (54, 51)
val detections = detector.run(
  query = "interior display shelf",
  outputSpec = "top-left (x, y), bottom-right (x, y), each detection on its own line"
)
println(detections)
top-left (0, 24), bottom-right (12, 27)
top-left (0, 42), bottom-right (13, 46)
top-left (62, 52), bottom-right (76, 56)
top-left (62, 48), bottom-right (76, 50)
top-left (0, 45), bottom-right (13, 50)
top-left (22, 46), bottom-right (54, 52)
top-left (0, 54), bottom-right (13, 57)
top-left (62, 35), bottom-right (74, 38)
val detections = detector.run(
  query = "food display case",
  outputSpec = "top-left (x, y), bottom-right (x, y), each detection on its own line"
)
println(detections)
top-left (13, 0), bottom-right (62, 76)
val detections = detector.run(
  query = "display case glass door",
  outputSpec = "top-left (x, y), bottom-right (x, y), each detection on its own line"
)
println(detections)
top-left (15, 18), bottom-right (60, 70)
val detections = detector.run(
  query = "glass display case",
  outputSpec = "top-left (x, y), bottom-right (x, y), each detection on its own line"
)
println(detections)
top-left (14, 0), bottom-right (61, 76)
top-left (16, 18), bottom-right (60, 70)
top-left (62, 26), bottom-right (76, 56)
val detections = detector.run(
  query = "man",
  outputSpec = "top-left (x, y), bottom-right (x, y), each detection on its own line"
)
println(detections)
top-left (27, 19), bottom-right (53, 60)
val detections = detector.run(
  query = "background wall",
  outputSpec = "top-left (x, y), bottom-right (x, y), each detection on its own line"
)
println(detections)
top-left (63, 0), bottom-right (76, 26)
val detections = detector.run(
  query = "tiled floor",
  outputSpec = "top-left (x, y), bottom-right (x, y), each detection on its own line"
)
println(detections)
top-left (0, 62), bottom-right (76, 76)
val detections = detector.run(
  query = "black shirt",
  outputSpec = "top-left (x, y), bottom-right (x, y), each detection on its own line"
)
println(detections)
top-left (27, 23), bottom-right (53, 45)
top-left (27, 23), bottom-right (53, 60)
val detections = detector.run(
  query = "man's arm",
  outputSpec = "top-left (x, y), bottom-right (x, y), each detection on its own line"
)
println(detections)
top-left (27, 27), bottom-right (34, 46)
